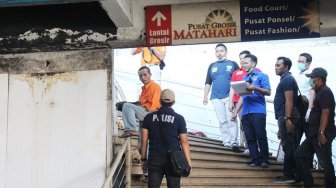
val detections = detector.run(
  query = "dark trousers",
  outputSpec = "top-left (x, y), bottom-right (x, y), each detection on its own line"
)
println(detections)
top-left (148, 154), bottom-right (181, 188)
top-left (241, 113), bottom-right (269, 164)
top-left (278, 116), bottom-right (300, 179)
top-left (295, 136), bottom-right (335, 188)
top-left (297, 118), bottom-right (314, 168)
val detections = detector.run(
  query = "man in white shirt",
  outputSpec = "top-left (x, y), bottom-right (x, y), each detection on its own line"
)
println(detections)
top-left (295, 53), bottom-right (315, 173)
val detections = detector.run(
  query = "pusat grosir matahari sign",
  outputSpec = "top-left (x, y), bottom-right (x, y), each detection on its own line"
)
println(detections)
top-left (145, 0), bottom-right (320, 46)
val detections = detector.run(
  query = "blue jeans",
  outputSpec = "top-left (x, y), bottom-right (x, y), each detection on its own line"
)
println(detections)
top-left (241, 113), bottom-right (269, 164)
top-left (295, 134), bottom-right (335, 188)
top-left (122, 103), bottom-right (148, 132)
top-left (278, 116), bottom-right (300, 179)
top-left (148, 154), bottom-right (181, 188)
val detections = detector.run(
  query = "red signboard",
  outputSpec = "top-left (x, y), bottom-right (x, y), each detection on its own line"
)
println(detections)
top-left (145, 5), bottom-right (172, 46)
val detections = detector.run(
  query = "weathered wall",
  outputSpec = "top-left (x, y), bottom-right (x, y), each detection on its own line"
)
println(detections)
top-left (0, 2), bottom-right (117, 54)
top-left (0, 49), bottom-right (113, 188)
top-left (0, 49), bottom-right (111, 74)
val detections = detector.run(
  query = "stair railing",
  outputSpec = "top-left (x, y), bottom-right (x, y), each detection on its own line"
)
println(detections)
top-left (102, 137), bottom-right (131, 188)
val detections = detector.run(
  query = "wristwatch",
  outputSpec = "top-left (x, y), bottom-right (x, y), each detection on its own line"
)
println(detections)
top-left (284, 116), bottom-right (291, 121)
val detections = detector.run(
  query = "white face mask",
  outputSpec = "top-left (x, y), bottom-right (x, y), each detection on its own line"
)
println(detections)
top-left (297, 63), bottom-right (306, 71)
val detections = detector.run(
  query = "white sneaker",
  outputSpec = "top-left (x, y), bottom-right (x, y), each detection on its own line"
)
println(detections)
top-left (244, 149), bottom-right (249, 154)
top-left (223, 143), bottom-right (231, 149)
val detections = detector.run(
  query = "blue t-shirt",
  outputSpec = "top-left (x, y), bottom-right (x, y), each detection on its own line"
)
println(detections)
top-left (142, 107), bottom-right (187, 156)
top-left (205, 60), bottom-right (239, 99)
top-left (274, 72), bottom-right (300, 119)
top-left (241, 70), bottom-right (271, 115)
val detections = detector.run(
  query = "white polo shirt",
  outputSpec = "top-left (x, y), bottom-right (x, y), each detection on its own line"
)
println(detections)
top-left (296, 67), bottom-right (313, 99)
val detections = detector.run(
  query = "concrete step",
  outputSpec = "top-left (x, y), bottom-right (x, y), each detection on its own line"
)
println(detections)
top-left (131, 177), bottom-right (326, 187)
top-left (113, 131), bottom-right (326, 187)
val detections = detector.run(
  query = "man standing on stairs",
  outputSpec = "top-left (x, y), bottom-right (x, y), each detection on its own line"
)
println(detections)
top-left (141, 89), bottom-right (192, 188)
top-left (295, 68), bottom-right (335, 188)
top-left (131, 46), bottom-right (166, 86)
top-left (273, 57), bottom-right (301, 184)
top-left (231, 54), bottom-right (271, 168)
top-left (203, 43), bottom-right (240, 151)
top-left (120, 66), bottom-right (161, 138)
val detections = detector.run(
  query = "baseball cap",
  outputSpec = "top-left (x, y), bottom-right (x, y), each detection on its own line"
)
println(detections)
top-left (160, 89), bottom-right (175, 102)
top-left (305, 67), bottom-right (328, 79)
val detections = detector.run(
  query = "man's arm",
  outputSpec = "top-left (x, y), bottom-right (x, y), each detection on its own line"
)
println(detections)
top-left (318, 108), bottom-right (330, 146)
top-left (131, 48), bottom-right (142, 55)
top-left (203, 84), bottom-right (211, 105)
top-left (246, 82), bottom-right (271, 96)
top-left (232, 97), bottom-right (242, 121)
top-left (150, 47), bottom-right (166, 60)
top-left (305, 89), bottom-right (315, 122)
top-left (228, 87), bottom-right (235, 112)
top-left (284, 90), bottom-right (295, 133)
top-left (141, 128), bottom-right (149, 171)
top-left (179, 133), bottom-right (192, 168)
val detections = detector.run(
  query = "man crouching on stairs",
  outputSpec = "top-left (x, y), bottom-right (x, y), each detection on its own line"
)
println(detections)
top-left (141, 89), bottom-right (192, 188)
top-left (119, 66), bottom-right (161, 138)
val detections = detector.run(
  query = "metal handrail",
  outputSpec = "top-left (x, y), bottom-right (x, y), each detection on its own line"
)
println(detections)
top-left (102, 138), bottom-right (131, 188)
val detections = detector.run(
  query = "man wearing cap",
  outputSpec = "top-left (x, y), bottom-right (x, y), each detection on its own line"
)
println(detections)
top-left (295, 67), bottom-right (335, 188)
top-left (141, 89), bottom-right (191, 188)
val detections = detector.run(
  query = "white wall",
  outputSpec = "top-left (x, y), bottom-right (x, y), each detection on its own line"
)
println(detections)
top-left (1, 70), bottom-right (107, 188)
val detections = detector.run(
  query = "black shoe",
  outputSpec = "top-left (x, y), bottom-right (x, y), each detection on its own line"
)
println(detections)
top-left (273, 176), bottom-right (295, 184)
top-left (260, 162), bottom-right (269, 168)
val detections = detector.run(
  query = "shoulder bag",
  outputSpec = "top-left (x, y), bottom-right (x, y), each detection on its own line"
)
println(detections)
top-left (158, 111), bottom-right (191, 177)
top-left (291, 76), bottom-right (309, 118)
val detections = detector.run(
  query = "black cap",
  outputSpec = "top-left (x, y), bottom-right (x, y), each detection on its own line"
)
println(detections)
top-left (305, 67), bottom-right (328, 79)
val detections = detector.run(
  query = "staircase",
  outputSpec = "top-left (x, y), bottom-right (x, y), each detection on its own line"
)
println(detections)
top-left (114, 133), bottom-right (327, 188)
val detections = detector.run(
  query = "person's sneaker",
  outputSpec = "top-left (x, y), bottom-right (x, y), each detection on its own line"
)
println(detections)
top-left (260, 162), bottom-right (269, 168)
top-left (223, 143), bottom-right (231, 149)
top-left (273, 176), bottom-right (295, 184)
top-left (231, 142), bottom-right (239, 152)
top-left (243, 149), bottom-right (249, 154)
top-left (247, 161), bottom-right (260, 168)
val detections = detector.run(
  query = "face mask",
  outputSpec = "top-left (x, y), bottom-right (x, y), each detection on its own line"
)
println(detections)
top-left (217, 56), bottom-right (224, 61)
top-left (247, 67), bottom-right (254, 74)
top-left (297, 63), bottom-right (306, 71)
top-left (309, 78), bottom-right (315, 88)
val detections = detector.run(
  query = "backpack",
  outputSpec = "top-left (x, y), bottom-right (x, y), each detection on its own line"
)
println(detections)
top-left (292, 76), bottom-right (309, 118)
top-left (297, 93), bottom-right (309, 118)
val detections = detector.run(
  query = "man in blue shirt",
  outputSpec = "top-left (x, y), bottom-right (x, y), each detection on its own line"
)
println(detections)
top-left (232, 54), bottom-right (271, 168)
top-left (273, 57), bottom-right (301, 184)
top-left (203, 43), bottom-right (239, 150)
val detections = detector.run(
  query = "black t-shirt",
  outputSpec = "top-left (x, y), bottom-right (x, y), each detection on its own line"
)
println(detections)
top-left (142, 107), bottom-right (187, 156)
top-left (308, 84), bottom-right (336, 137)
top-left (274, 72), bottom-right (300, 119)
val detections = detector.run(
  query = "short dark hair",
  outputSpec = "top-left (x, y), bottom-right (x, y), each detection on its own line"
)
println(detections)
top-left (138, 66), bottom-right (151, 74)
top-left (299, 53), bottom-right (312, 63)
top-left (245, 54), bottom-right (258, 65)
top-left (277, 56), bottom-right (292, 70)
top-left (215, 43), bottom-right (227, 51)
top-left (239, 50), bottom-right (251, 56)
top-left (160, 100), bottom-right (174, 107)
